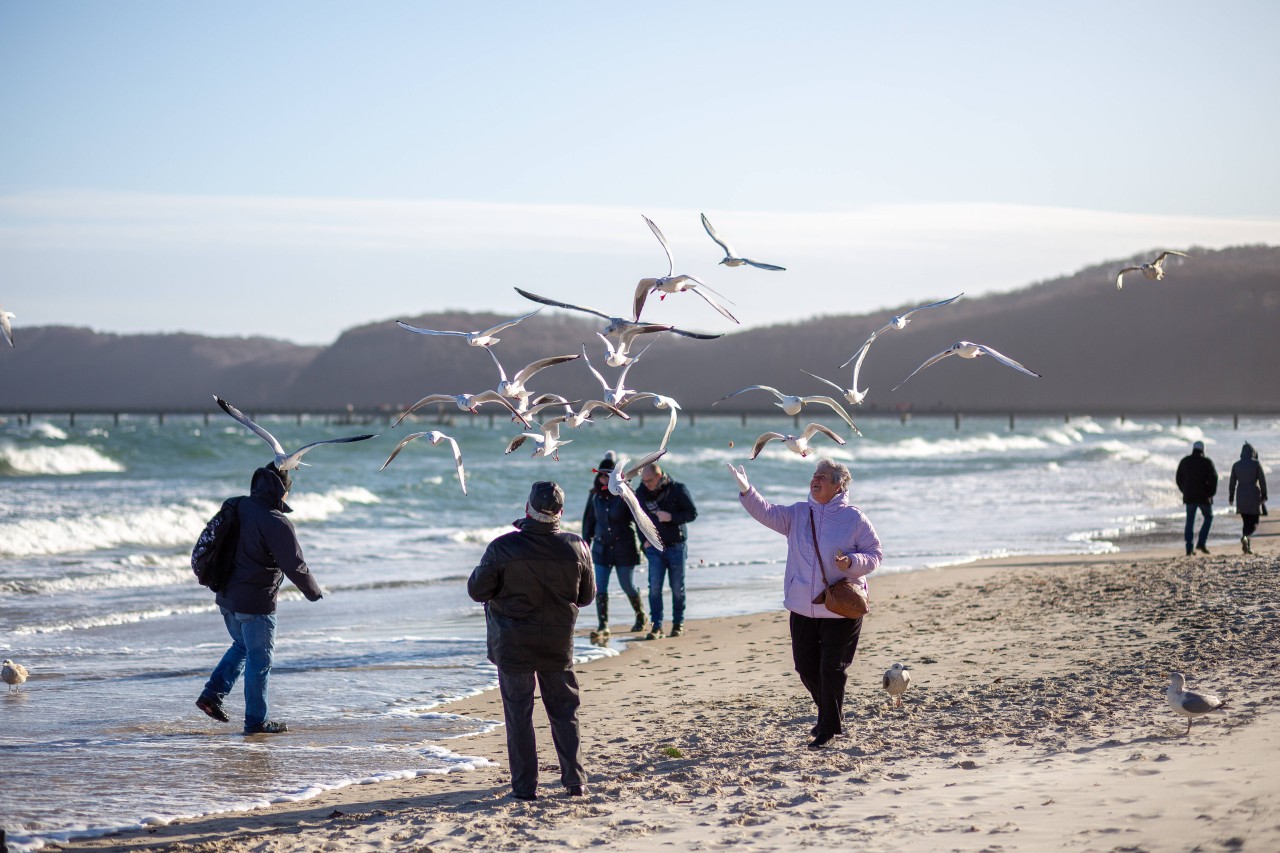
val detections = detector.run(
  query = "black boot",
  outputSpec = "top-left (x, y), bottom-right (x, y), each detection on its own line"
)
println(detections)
top-left (593, 592), bottom-right (610, 636)
top-left (626, 592), bottom-right (647, 633)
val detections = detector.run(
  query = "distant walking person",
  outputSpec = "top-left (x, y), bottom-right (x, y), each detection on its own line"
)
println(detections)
top-left (582, 451), bottom-right (647, 638)
top-left (1229, 443), bottom-right (1268, 554)
top-left (198, 464), bottom-right (324, 735)
top-left (635, 462), bottom-right (698, 639)
top-left (1176, 440), bottom-right (1218, 555)
top-left (468, 481), bottom-right (595, 801)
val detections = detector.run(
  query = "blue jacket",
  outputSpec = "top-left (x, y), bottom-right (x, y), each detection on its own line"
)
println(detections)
top-left (216, 466), bottom-right (324, 614)
top-left (581, 487), bottom-right (642, 567)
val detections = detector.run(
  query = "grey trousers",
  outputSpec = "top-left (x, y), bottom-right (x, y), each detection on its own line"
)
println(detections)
top-left (497, 668), bottom-right (586, 796)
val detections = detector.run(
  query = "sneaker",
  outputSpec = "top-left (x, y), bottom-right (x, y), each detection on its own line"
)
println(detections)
top-left (1197, 545), bottom-right (1210, 555)
top-left (566, 785), bottom-right (587, 797)
top-left (646, 627), bottom-right (665, 640)
top-left (244, 721), bottom-right (289, 735)
top-left (670, 624), bottom-right (685, 637)
top-left (631, 617), bottom-right (648, 633)
top-left (196, 695), bottom-right (229, 723)
top-left (1243, 536), bottom-right (1252, 554)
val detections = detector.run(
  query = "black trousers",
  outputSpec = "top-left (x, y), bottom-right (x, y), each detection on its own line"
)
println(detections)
top-left (497, 668), bottom-right (585, 796)
top-left (1242, 513), bottom-right (1260, 538)
top-left (790, 612), bottom-right (863, 737)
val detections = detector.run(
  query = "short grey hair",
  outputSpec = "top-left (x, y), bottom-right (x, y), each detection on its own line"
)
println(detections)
top-left (814, 458), bottom-right (851, 492)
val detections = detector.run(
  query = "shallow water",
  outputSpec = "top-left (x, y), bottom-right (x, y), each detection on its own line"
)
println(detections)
top-left (1, 412), bottom-right (1274, 850)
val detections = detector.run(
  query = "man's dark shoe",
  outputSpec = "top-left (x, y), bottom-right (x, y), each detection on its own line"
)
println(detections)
top-left (567, 785), bottom-right (586, 796)
top-left (512, 791), bottom-right (538, 801)
top-left (807, 731), bottom-right (836, 749)
top-left (670, 623), bottom-right (685, 637)
top-left (646, 627), bottom-right (665, 640)
top-left (196, 695), bottom-right (229, 723)
top-left (244, 721), bottom-right (289, 735)
top-left (1186, 547), bottom-right (1193, 556)
top-left (1197, 545), bottom-right (1210, 555)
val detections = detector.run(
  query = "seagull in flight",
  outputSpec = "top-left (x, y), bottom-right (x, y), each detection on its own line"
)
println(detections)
top-left (1116, 251), bottom-right (1189, 290)
top-left (606, 450), bottom-right (667, 550)
top-left (892, 341), bottom-right (1041, 391)
top-left (379, 431), bottom-right (467, 495)
top-left (486, 348), bottom-right (579, 410)
top-left (714, 385), bottom-right (860, 435)
top-left (1167, 672), bottom-right (1227, 735)
top-left (0, 306), bottom-right (14, 348)
top-left (215, 396), bottom-right (377, 471)
top-left (581, 341), bottom-right (652, 408)
top-left (634, 215), bottom-right (739, 324)
top-left (700, 213), bottom-right (786, 271)
top-left (619, 392), bottom-right (682, 452)
top-left (395, 308), bottom-right (541, 348)
top-left (392, 391), bottom-right (531, 429)
top-left (505, 415), bottom-right (574, 461)
top-left (750, 422), bottom-right (847, 460)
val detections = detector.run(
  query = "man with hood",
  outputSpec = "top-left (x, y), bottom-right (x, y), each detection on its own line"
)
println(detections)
top-left (1229, 443), bottom-right (1268, 554)
top-left (468, 481), bottom-right (595, 801)
top-left (196, 464), bottom-right (324, 734)
top-left (1176, 440), bottom-right (1219, 556)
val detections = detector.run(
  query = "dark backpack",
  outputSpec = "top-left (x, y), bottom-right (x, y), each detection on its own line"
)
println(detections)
top-left (191, 497), bottom-right (244, 592)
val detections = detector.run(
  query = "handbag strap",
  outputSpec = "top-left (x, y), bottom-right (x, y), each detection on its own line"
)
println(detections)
top-left (808, 507), bottom-right (833, 588)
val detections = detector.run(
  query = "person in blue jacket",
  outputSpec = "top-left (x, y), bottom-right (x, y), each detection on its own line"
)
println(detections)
top-left (581, 451), bottom-right (648, 638)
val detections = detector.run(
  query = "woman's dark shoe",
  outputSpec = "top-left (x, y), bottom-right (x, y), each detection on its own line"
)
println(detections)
top-left (512, 791), bottom-right (538, 801)
top-left (807, 731), bottom-right (836, 749)
top-left (244, 721), bottom-right (289, 734)
top-left (196, 695), bottom-right (229, 723)
top-left (567, 785), bottom-right (586, 796)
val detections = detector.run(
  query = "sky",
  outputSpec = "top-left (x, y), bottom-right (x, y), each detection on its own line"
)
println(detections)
top-left (2, 1), bottom-right (1279, 345)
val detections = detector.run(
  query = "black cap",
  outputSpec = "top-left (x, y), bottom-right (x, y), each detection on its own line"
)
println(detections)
top-left (528, 481), bottom-right (564, 515)
top-left (596, 450), bottom-right (617, 472)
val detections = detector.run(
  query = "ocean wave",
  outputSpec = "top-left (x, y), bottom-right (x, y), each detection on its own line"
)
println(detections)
top-left (0, 442), bottom-right (125, 476)
top-left (853, 432), bottom-right (1051, 460)
top-left (0, 560), bottom-right (192, 596)
top-left (12, 603), bottom-right (214, 635)
top-left (288, 486), bottom-right (382, 522)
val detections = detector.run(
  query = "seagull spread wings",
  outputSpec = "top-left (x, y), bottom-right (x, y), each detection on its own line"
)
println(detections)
top-left (700, 212), bottom-right (786, 271)
top-left (379, 431), bottom-right (467, 495)
top-left (607, 449), bottom-right (668, 550)
top-left (892, 341), bottom-right (1041, 391)
top-left (215, 396), bottom-right (376, 471)
top-left (395, 308), bottom-right (540, 347)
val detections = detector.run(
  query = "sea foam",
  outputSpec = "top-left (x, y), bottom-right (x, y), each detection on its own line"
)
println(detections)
top-left (0, 442), bottom-right (125, 475)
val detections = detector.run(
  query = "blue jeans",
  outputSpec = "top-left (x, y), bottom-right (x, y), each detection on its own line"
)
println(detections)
top-left (203, 608), bottom-right (277, 731)
top-left (645, 541), bottom-right (687, 627)
top-left (1185, 503), bottom-right (1213, 549)
top-left (593, 563), bottom-right (639, 598)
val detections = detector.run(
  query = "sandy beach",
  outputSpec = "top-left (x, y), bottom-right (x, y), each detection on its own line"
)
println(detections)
top-left (46, 515), bottom-right (1280, 853)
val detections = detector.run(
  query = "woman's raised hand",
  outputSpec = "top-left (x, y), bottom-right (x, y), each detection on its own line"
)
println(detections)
top-left (726, 463), bottom-right (751, 494)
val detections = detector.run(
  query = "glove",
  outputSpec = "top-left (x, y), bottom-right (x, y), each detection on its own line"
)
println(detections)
top-left (727, 462), bottom-right (750, 494)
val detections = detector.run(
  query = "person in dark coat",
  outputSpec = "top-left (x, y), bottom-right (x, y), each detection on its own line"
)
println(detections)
top-left (581, 451), bottom-right (647, 637)
top-left (634, 462), bottom-right (698, 639)
top-left (1229, 443), bottom-right (1268, 554)
top-left (468, 481), bottom-right (595, 801)
top-left (198, 464), bottom-right (324, 734)
top-left (1176, 440), bottom-right (1219, 556)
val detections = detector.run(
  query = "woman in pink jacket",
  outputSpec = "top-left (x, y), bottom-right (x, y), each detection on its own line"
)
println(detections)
top-left (729, 458), bottom-right (883, 748)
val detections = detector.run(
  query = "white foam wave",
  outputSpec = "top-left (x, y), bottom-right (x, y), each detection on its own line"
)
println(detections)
top-left (0, 501), bottom-right (218, 557)
top-left (0, 562), bottom-right (192, 596)
top-left (288, 486), bottom-right (382, 522)
top-left (853, 432), bottom-right (1050, 460)
top-left (13, 603), bottom-right (214, 635)
top-left (0, 442), bottom-right (125, 475)
top-left (22, 421), bottom-right (69, 440)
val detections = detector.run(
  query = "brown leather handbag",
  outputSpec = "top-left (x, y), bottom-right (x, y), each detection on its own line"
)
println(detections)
top-left (808, 509), bottom-right (869, 619)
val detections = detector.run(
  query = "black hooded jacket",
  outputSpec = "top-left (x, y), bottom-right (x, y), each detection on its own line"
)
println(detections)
top-left (468, 516), bottom-right (595, 672)
top-left (1176, 449), bottom-right (1219, 505)
top-left (581, 486), bottom-right (642, 567)
top-left (1229, 443), bottom-right (1268, 514)
top-left (215, 466), bottom-right (324, 615)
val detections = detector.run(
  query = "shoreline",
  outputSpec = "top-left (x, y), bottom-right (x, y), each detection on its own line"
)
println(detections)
top-left (42, 513), bottom-right (1280, 852)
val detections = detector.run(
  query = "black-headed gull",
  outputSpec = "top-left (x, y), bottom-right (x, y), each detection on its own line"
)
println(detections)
top-left (505, 415), bottom-right (574, 461)
top-left (379, 430), bottom-right (467, 495)
top-left (2, 658), bottom-right (29, 692)
top-left (486, 348), bottom-right (579, 409)
top-left (392, 391), bottom-right (531, 429)
top-left (619, 392), bottom-right (682, 452)
top-left (395, 308), bottom-right (541, 347)
top-left (607, 450), bottom-right (667, 550)
top-left (700, 212), bottom-right (786, 271)
top-left (749, 422), bottom-right (846, 460)
top-left (892, 341), bottom-right (1041, 391)
top-left (549, 398), bottom-right (633, 429)
top-left (581, 341), bottom-right (652, 408)
top-left (215, 396), bottom-right (377, 471)
top-left (1116, 251), bottom-right (1189, 290)
top-left (1, 306), bottom-right (14, 348)
top-left (1167, 672), bottom-right (1226, 735)
top-left (836, 293), bottom-right (965, 382)
top-left (883, 662), bottom-right (911, 708)
top-left (714, 385), bottom-right (860, 435)
top-left (634, 215), bottom-right (739, 324)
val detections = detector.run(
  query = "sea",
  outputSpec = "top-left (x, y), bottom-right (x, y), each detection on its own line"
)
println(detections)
top-left (0, 410), bottom-right (1275, 850)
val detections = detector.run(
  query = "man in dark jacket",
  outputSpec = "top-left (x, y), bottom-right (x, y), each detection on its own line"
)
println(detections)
top-left (1176, 440), bottom-right (1218, 556)
top-left (468, 481), bottom-right (595, 801)
top-left (634, 462), bottom-right (698, 639)
top-left (197, 464), bottom-right (324, 734)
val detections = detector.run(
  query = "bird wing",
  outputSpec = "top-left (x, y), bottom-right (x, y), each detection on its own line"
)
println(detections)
top-left (802, 370), bottom-right (848, 396)
top-left (380, 431), bottom-right (434, 470)
top-left (469, 390), bottom-right (534, 427)
top-left (285, 433), bottom-right (378, 467)
top-left (883, 672), bottom-right (891, 689)
top-left (839, 328), bottom-right (882, 370)
top-left (891, 347), bottom-right (958, 391)
top-left (513, 353), bottom-right (579, 385)
top-left (1, 311), bottom-right (13, 347)
top-left (1155, 250), bottom-right (1189, 263)
top-left (480, 308), bottom-right (542, 337)
top-left (1115, 267), bottom-right (1140, 289)
top-left (658, 405), bottom-right (679, 451)
top-left (616, 339), bottom-right (655, 387)
top-left (800, 396), bottom-right (861, 435)
top-left (741, 258), bottom-right (786, 271)
top-left (616, 482), bottom-right (665, 550)
top-left (897, 292), bottom-right (965, 322)
top-left (485, 346), bottom-right (509, 382)
top-left (504, 434), bottom-right (531, 454)
top-left (1179, 690), bottom-right (1223, 713)
top-left (579, 399), bottom-right (631, 420)
top-left (215, 396), bottom-right (286, 457)
top-left (715, 385), bottom-right (784, 405)
top-left (799, 422), bottom-right (846, 446)
top-left (580, 343), bottom-right (611, 392)
top-left (614, 322), bottom-right (674, 347)
top-left (975, 344), bottom-right (1042, 378)
top-left (395, 321), bottom-right (466, 337)
top-left (700, 212), bottom-right (734, 256)
top-left (666, 326), bottom-right (723, 340)
top-left (750, 432), bottom-right (785, 460)
top-left (688, 284), bottom-right (741, 324)
top-left (633, 277), bottom-right (653, 323)
top-left (643, 214), bottom-right (675, 277)
top-left (392, 394), bottom-right (458, 428)
top-left (514, 287), bottom-right (612, 321)
top-left (623, 448), bottom-right (668, 482)
top-left (440, 434), bottom-right (467, 495)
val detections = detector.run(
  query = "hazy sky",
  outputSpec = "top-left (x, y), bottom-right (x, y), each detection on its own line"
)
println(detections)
top-left (3, 2), bottom-right (1279, 344)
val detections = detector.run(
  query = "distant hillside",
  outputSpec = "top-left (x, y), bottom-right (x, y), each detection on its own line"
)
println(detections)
top-left (3, 245), bottom-right (1278, 413)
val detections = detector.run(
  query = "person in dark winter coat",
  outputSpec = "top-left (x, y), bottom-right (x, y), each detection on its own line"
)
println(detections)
top-left (468, 481), bottom-right (595, 801)
top-left (198, 464), bottom-right (324, 735)
top-left (1229, 443), bottom-right (1268, 554)
top-left (1176, 440), bottom-right (1218, 556)
top-left (581, 451), bottom-right (647, 637)
top-left (634, 462), bottom-right (698, 639)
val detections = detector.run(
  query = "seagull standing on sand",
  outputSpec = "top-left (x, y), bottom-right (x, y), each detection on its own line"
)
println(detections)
top-left (715, 385), bottom-right (861, 435)
top-left (1, 306), bottom-right (15, 348)
top-left (395, 308), bottom-right (541, 347)
top-left (2, 659), bottom-right (29, 692)
top-left (634, 215), bottom-right (739, 324)
top-left (750, 422), bottom-right (846, 460)
top-left (700, 212), bottom-right (786, 271)
top-left (1167, 672), bottom-right (1227, 735)
top-left (1116, 251), bottom-right (1189, 290)
top-left (892, 342), bottom-right (1042, 391)
top-left (379, 430), bottom-right (467, 495)
top-left (883, 662), bottom-right (912, 708)
top-left (606, 450), bottom-right (667, 550)
top-left (215, 396), bottom-right (377, 471)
